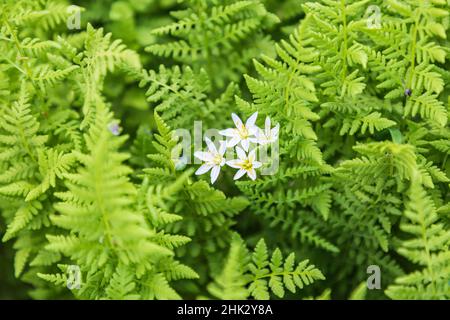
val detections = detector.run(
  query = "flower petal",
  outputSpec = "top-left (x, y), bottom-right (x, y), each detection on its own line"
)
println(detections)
top-left (195, 164), bottom-right (212, 175)
top-left (254, 128), bottom-right (266, 144)
top-left (265, 117), bottom-right (271, 136)
top-left (227, 136), bottom-right (241, 148)
top-left (232, 113), bottom-right (244, 129)
top-left (226, 159), bottom-right (242, 169)
top-left (272, 123), bottom-right (280, 139)
top-left (253, 161), bottom-right (263, 169)
top-left (205, 137), bottom-right (217, 154)
top-left (247, 169), bottom-right (257, 180)
top-left (246, 112), bottom-right (258, 127)
top-left (248, 149), bottom-right (257, 162)
top-left (236, 146), bottom-right (247, 160)
top-left (234, 169), bottom-right (246, 180)
top-left (219, 128), bottom-right (238, 137)
top-left (210, 166), bottom-right (220, 184)
top-left (241, 139), bottom-right (250, 152)
top-left (219, 140), bottom-right (227, 155)
top-left (194, 151), bottom-right (213, 162)
top-left (248, 137), bottom-right (259, 144)
top-left (247, 125), bottom-right (258, 136)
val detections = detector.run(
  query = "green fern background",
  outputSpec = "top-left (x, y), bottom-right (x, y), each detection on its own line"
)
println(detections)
top-left (0, 0), bottom-right (449, 300)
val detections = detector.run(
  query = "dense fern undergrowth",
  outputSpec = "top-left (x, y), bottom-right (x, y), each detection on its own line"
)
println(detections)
top-left (0, 0), bottom-right (449, 300)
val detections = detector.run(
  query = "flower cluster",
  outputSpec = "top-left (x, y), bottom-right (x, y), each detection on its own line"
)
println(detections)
top-left (194, 112), bottom-right (279, 184)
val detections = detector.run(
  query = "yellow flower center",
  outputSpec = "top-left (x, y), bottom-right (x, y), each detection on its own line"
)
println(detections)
top-left (238, 125), bottom-right (249, 139)
top-left (241, 159), bottom-right (253, 170)
top-left (213, 154), bottom-right (223, 165)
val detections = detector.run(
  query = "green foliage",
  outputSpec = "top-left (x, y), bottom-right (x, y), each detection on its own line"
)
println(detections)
top-left (40, 107), bottom-right (197, 299)
top-left (1, 0), bottom-right (449, 301)
top-left (146, 0), bottom-right (280, 88)
top-left (207, 235), bottom-right (324, 300)
top-left (140, 112), bottom-right (250, 289)
top-left (386, 175), bottom-right (450, 299)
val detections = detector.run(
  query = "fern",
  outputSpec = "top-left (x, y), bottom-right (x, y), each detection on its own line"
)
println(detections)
top-left (1, 0), bottom-right (449, 301)
top-left (146, 0), bottom-right (279, 88)
top-left (385, 175), bottom-right (450, 300)
top-left (40, 107), bottom-right (196, 299)
top-left (140, 112), bottom-right (249, 284)
top-left (208, 235), bottom-right (324, 300)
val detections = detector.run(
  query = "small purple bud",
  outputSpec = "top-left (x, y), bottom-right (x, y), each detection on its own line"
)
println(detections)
top-left (404, 88), bottom-right (412, 97)
top-left (108, 122), bottom-right (121, 136)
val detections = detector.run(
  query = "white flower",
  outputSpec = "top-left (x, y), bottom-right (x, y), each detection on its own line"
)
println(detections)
top-left (256, 117), bottom-right (279, 145)
top-left (227, 147), bottom-right (262, 181)
top-left (219, 112), bottom-right (259, 152)
top-left (194, 137), bottom-right (227, 184)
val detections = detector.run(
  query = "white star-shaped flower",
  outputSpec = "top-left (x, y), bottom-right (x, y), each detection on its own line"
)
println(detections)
top-left (194, 137), bottom-right (226, 184)
top-left (227, 147), bottom-right (262, 181)
top-left (219, 112), bottom-right (259, 152)
top-left (256, 117), bottom-right (279, 145)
